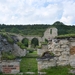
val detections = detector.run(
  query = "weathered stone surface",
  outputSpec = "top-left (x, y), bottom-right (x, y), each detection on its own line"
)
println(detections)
top-left (25, 72), bottom-right (35, 74)
top-left (38, 72), bottom-right (46, 75)
top-left (37, 44), bottom-right (48, 56)
top-left (37, 58), bottom-right (56, 71)
top-left (54, 48), bottom-right (62, 52)
top-left (59, 40), bottom-right (69, 45)
top-left (1, 61), bottom-right (20, 74)
top-left (13, 44), bottom-right (26, 57)
top-left (44, 28), bottom-right (58, 40)
top-left (59, 55), bottom-right (69, 61)
top-left (53, 51), bottom-right (61, 56)
top-left (69, 55), bottom-right (75, 68)
top-left (70, 46), bottom-right (75, 55)
top-left (37, 37), bottom-right (75, 70)
top-left (69, 70), bottom-right (75, 74)
top-left (61, 44), bottom-right (69, 48)
top-left (62, 51), bottom-right (70, 55)
top-left (57, 60), bottom-right (69, 66)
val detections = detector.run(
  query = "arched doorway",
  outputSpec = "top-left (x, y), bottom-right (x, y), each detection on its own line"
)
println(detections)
top-left (22, 38), bottom-right (29, 47)
top-left (31, 38), bottom-right (39, 48)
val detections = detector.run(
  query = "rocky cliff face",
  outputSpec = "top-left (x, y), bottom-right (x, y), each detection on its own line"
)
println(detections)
top-left (0, 34), bottom-right (26, 57)
top-left (0, 35), bottom-right (13, 52)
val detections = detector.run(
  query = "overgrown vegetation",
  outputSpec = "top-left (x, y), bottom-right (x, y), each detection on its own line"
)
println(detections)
top-left (41, 42), bottom-right (48, 45)
top-left (22, 38), bottom-right (29, 47)
top-left (0, 21), bottom-right (75, 36)
top-left (20, 51), bottom-right (38, 73)
top-left (2, 52), bottom-right (16, 60)
top-left (17, 42), bottom-right (26, 49)
top-left (56, 34), bottom-right (75, 38)
top-left (1, 33), bottom-right (14, 44)
top-left (41, 66), bottom-right (73, 75)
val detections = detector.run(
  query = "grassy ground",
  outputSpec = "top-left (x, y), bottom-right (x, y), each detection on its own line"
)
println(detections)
top-left (20, 58), bottom-right (38, 72)
top-left (41, 66), bottom-right (75, 75)
top-left (26, 51), bottom-right (38, 57)
top-left (20, 51), bottom-right (38, 75)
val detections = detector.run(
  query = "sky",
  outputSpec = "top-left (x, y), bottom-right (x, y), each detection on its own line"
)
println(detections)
top-left (0, 0), bottom-right (75, 25)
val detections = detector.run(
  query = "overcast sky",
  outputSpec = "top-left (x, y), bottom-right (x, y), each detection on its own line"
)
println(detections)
top-left (0, 0), bottom-right (75, 25)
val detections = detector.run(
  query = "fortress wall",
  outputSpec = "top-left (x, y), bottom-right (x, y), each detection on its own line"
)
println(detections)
top-left (37, 38), bottom-right (75, 70)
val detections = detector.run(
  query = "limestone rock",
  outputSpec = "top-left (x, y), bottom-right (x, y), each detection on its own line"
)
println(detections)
top-left (53, 51), bottom-right (61, 56)
top-left (13, 44), bottom-right (26, 57)
top-left (59, 40), bottom-right (69, 45)
top-left (54, 48), bottom-right (63, 52)
top-left (57, 60), bottom-right (69, 66)
top-left (59, 55), bottom-right (69, 61)
top-left (69, 55), bottom-right (75, 68)
top-left (62, 51), bottom-right (70, 55)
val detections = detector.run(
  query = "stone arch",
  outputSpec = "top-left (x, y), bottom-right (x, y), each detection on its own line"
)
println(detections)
top-left (22, 38), bottom-right (29, 47)
top-left (42, 51), bottom-right (54, 58)
top-left (31, 38), bottom-right (39, 48)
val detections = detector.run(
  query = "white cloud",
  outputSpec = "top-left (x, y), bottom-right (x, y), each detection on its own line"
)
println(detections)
top-left (0, 0), bottom-right (75, 25)
top-left (60, 0), bottom-right (75, 25)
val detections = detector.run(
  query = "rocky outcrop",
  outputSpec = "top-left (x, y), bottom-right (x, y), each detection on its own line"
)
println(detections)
top-left (0, 34), bottom-right (26, 57)
top-left (0, 35), bottom-right (13, 52)
top-left (13, 44), bottom-right (26, 57)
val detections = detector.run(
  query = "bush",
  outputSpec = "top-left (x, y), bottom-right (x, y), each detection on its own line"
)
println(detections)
top-left (2, 52), bottom-right (16, 60)
top-left (27, 48), bottom-right (34, 53)
top-left (41, 42), bottom-right (48, 45)
top-left (2, 33), bottom-right (14, 44)
top-left (36, 46), bottom-right (42, 49)
top-left (17, 42), bottom-right (26, 49)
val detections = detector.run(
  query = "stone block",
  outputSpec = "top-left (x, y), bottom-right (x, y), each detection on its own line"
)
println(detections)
top-left (57, 60), bottom-right (69, 66)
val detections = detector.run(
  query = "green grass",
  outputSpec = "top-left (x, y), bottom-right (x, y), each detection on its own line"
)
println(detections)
top-left (56, 34), bottom-right (75, 38)
top-left (20, 51), bottom-right (38, 74)
top-left (20, 58), bottom-right (38, 72)
top-left (26, 51), bottom-right (39, 58)
top-left (41, 66), bottom-right (75, 75)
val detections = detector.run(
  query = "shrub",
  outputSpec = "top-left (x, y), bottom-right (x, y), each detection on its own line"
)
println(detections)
top-left (2, 52), bottom-right (16, 60)
top-left (41, 42), bottom-right (48, 45)
top-left (27, 48), bottom-right (34, 53)
top-left (2, 33), bottom-right (14, 44)
top-left (36, 46), bottom-right (42, 49)
top-left (17, 42), bottom-right (26, 49)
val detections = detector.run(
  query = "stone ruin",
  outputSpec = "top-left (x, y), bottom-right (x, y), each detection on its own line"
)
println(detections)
top-left (0, 60), bottom-right (20, 74)
top-left (0, 34), bottom-right (26, 74)
top-left (0, 34), bottom-right (26, 57)
top-left (37, 37), bottom-right (75, 71)
top-left (43, 27), bottom-right (58, 40)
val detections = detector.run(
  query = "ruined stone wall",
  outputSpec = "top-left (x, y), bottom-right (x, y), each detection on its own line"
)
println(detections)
top-left (13, 44), bottom-right (27, 57)
top-left (43, 28), bottom-right (58, 40)
top-left (48, 39), bottom-right (70, 66)
top-left (37, 44), bottom-right (48, 56)
top-left (37, 38), bottom-right (75, 70)
top-left (0, 60), bottom-right (20, 74)
top-left (37, 58), bottom-right (56, 71)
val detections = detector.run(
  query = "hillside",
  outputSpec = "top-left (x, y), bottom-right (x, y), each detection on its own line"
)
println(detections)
top-left (0, 21), bottom-right (75, 36)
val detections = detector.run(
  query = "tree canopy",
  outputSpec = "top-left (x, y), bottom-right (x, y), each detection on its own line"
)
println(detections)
top-left (0, 21), bottom-right (75, 36)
